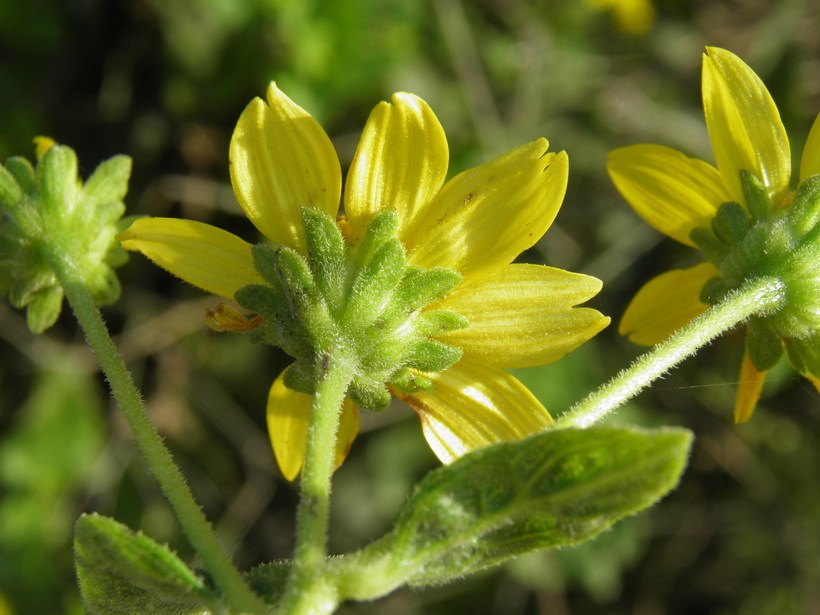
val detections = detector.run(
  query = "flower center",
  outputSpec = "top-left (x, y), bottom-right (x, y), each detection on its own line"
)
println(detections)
top-left (234, 207), bottom-right (469, 411)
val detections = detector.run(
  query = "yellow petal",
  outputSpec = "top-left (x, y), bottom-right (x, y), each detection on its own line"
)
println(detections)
top-left (266, 368), bottom-right (360, 481)
top-left (404, 141), bottom-right (568, 280)
top-left (344, 93), bottom-right (448, 240)
top-left (33, 136), bottom-right (56, 159)
top-left (734, 352), bottom-right (767, 423)
top-left (117, 218), bottom-right (264, 299)
top-left (435, 264), bottom-right (610, 367)
top-left (702, 47), bottom-right (791, 207)
top-left (397, 358), bottom-right (553, 464)
top-left (230, 83), bottom-right (342, 253)
top-left (608, 144), bottom-right (730, 247)
top-left (806, 373), bottom-right (820, 394)
top-left (619, 262), bottom-right (718, 345)
top-left (799, 112), bottom-right (820, 183)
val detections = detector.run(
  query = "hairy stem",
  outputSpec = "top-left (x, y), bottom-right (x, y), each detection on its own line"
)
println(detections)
top-left (557, 277), bottom-right (786, 429)
top-left (47, 249), bottom-right (266, 614)
top-left (276, 352), bottom-right (353, 615)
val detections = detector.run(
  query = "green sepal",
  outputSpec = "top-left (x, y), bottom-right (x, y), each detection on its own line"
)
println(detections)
top-left (390, 368), bottom-right (435, 393)
top-left (251, 243), bottom-right (283, 286)
top-left (283, 359), bottom-right (317, 395)
top-left (94, 199), bottom-right (128, 229)
top-left (0, 162), bottom-right (22, 207)
top-left (4, 156), bottom-right (37, 194)
top-left (387, 267), bottom-right (463, 317)
top-left (352, 209), bottom-right (399, 274)
top-left (340, 427), bottom-right (692, 599)
top-left (39, 145), bottom-right (79, 221)
top-left (9, 265), bottom-right (55, 308)
top-left (235, 283), bottom-right (314, 359)
top-left (26, 285), bottom-right (63, 334)
top-left (104, 241), bottom-right (130, 269)
top-left (348, 377), bottom-right (392, 412)
top-left (745, 320), bottom-right (784, 371)
top-left (74, 513), bottom-right (215, 615)
top-left (784, 332), bottom-right (820, 378)
top-left (690, 226), bottom-right (728, 264)
top-left (699, 275), bottom-right (728, 305)
top-left (406, 339), bottom-right (462, 372)
top-left (87, 267), bottom-right (122, 307)
top-left (235, 283), bottom-right (289, 323)
top-left (415, 310), bottom-right (470, 336)
top-left (787, 175), bottom-right (820, 239)
top-left (303, 207), bottom-right (345, 304)
top-left (711, 201), bottom-right (750, 245)
top-left (740, 170), bottom-right (772, 222)
top-left (344, 238), bottom-right (407, 328)
top-left (276, 246), bottom-right (320, 302)
top-left (82, 155), bottom-right (132, 207)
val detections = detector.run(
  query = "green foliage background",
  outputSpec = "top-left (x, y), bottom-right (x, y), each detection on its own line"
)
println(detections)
top-left (0, 0), bottom-right (818, 613)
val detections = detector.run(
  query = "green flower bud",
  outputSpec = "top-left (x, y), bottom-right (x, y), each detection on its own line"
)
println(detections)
top-left (0, 140), bottom-right (131, 333)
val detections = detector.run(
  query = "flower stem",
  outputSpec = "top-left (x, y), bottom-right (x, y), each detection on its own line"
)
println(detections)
top-left (556, 277), bottom-right (786, 429)
top-left (46, 249), bottom-right (266, 615)
top-left (276, 352), bottom-right (353, 615)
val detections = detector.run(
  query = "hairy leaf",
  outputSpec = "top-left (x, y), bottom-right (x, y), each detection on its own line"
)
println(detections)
top-left (74, 513), bottom-right (215, 615)
top-left (341, 426), bottom-right (691, 598)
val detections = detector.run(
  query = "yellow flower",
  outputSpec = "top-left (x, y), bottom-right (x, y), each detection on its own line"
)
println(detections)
top-left (119, 84), bottom-right (609, 479)
top-left (584, 0), bottom-right (656, 35)
top-left (608, 47), bottom-right (820, 423)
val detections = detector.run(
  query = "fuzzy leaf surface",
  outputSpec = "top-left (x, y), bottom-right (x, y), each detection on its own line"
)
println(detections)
top-left (74, 513), bottom-right (213, 615)
top-left (382, 426), bottom-right (692, 588)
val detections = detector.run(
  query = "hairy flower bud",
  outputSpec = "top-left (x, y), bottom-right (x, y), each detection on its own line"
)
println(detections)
top-left (0, 140), bottom-right (131, 332)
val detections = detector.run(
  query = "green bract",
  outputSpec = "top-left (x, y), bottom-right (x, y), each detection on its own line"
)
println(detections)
top-left (236, 207), bottom-right (468, 411)
top-left (693, 172), bottom-right (820, 376)
top-left (0, 142), bottom-right (131, 333)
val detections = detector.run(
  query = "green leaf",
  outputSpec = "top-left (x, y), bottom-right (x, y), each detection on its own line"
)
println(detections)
top-left (74, 513), bottom-right (216, 615)
top-left (342, 426), bottom-right (691, 598)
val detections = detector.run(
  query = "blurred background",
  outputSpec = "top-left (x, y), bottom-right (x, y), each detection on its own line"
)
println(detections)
top-left (1, 0), bottom-right (818, 613)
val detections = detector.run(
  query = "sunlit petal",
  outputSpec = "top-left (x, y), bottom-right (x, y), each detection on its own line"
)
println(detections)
top-left (734, 352), bottom-right (767, 423)
top-left (345, 93), bottom-right (448, 240)
top-left (230, 82), bottom-right (342, 253)
top-left (608, 144), bottom-right (730, 246)
top-left (799, 112), bottom-right (820, 183)
top-left (702, 47), bottom-right (791, 207)
top-left (397, 358), bottom-right (553, 464)
top-left (619, 262), bottom-right (718, 345)
top-left (435, 264), bottom-right (609, 367)
top-left (266, 368), bottom-right (360, 481)
top-left (404, 141), bottom-right (568, 280)
top-left (117, 218), bottom-right (263, 299)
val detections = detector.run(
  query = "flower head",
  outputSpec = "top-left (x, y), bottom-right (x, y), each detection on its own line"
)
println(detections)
top-left (0, 138), bottom-right (131, 332)
top-left (119, 84), bottom-right (609, 479)
top-left (608, 47), bottom-right (820, 422)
